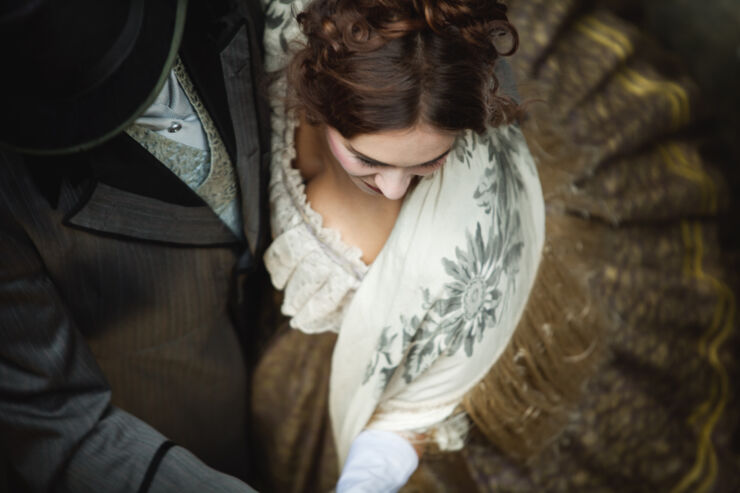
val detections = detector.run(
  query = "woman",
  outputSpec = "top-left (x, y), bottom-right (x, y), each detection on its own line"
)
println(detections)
top-left (254, 0), bottom-right (546, 490)
top-left (254, 0), bottom-right (740, 491)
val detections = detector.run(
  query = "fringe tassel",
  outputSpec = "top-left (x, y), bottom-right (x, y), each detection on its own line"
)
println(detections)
top-left (462, 121), bottom-right (609, 459)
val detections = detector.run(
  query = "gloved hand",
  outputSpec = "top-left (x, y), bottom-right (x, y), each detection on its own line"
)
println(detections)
top-left (335, 429), bottom-right (419, 493)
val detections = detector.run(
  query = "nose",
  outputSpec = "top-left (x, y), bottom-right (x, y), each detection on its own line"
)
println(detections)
top-left (374, 169), bottom-right (413, 200)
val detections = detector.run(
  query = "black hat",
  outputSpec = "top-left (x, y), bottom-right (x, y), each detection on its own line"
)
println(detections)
top-left (0, 0), bottom-right (188, 155)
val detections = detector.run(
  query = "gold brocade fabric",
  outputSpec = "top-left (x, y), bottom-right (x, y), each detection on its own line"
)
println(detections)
top-left (250, 1), bottom-right (739, 492)
top-left (448, 1), bottom-right (738, 492)
top-left (251, 321), bottom-right (339, 493)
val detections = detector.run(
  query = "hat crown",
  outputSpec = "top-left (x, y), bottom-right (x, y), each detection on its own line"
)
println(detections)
top-left (0, 0), bottom-right (187, 154)
top-left (2, 0), bottom-right (145, 99)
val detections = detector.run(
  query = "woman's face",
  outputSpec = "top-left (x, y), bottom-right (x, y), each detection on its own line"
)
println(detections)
top-left (326, 125), bottom-right (457, 200)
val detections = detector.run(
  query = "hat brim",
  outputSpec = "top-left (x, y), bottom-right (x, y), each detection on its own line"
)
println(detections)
top-left (0, 0), bottom-right (188, 155)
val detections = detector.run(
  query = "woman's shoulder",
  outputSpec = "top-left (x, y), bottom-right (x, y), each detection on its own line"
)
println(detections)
top-left (265, 174), bottom-right (369, 333)
top-left (266, 118), bottom-right (370, 334)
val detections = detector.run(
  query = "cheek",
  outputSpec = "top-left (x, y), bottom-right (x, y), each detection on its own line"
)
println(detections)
top-left (336, 153), bottom-right (369, 176)
top-left (326, 129), bottom-right (372, 176)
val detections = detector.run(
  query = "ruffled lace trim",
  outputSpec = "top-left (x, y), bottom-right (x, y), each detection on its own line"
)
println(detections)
top-left (265, 99), bottom-right (369, 333)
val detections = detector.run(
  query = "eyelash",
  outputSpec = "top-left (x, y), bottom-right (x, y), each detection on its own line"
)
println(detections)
top-left (420, 157), bottom-right (446, 169)
top-left (357, 157), bottom-right (383, 168)
top-left (357, 156), bottom-right (446, 169)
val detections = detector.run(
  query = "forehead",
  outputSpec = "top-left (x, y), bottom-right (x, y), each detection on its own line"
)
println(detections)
top-left (346, 125), bottom-right (457, 168)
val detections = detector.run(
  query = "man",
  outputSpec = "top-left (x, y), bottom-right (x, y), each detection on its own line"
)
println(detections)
top-left (0, 0), bottom-right (271, 491)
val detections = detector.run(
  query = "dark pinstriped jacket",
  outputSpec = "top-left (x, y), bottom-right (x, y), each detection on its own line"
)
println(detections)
top-left (0, 1), bottom-right (270, 491)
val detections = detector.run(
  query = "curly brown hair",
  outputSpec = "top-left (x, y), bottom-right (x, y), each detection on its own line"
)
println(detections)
top-left (286, 0), bottom-right (519, 138)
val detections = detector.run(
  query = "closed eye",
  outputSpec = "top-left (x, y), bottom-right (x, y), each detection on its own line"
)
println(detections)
top-left (418, 156), bottom-right (446, 169)
top-left (356, 152), bottom-right (449, 169)
top-left (350, 145), bottom-right (453, 170)
top-left (357, 156), bottom-right (386, 168)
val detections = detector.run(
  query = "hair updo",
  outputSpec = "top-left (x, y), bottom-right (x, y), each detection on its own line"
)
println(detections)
top-left (286, 0), bottom-right (520, 138)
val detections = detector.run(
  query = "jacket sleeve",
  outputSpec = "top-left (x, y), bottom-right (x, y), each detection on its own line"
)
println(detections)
top-left (0, 151), bottom-right (255, 493)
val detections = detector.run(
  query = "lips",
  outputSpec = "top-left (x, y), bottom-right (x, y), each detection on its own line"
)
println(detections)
top-left (363, 181), bottom-right (382, 194)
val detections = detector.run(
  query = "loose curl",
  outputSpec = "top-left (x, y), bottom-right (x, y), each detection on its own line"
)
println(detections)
top-left (286, 0), bottom-right (520, 138)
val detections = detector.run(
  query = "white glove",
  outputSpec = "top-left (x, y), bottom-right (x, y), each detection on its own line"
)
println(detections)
top-left (335, 429), bottom-right (419, 493)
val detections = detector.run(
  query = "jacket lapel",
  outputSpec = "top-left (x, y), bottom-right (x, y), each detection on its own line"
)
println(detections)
top-left (180, 0), bottom-right (270, 256)
top-left (219, 22), bottom-right (267, 256)
top-left (65, 181), bottom-right (236, 245)
top-left (61, 133), bottom-right (239, 246)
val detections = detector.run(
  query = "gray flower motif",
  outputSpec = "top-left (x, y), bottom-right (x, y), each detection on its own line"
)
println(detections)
top-left (362, 326), bottom-right (398, 386)
top-left (473, 166), bottom-right (498, 215)
top-left (474, 125), bottom-right (529, 214)
top-left (436, 222), bottom-right (505, 357)
top-left (264, 0), bottom-right (303, 56)
top-left (452, 132), bottom-right (476, 169)
top-left (487, 126), bottom-right (524, 172)
top-left (265, 0), bottom-right (293, 30)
